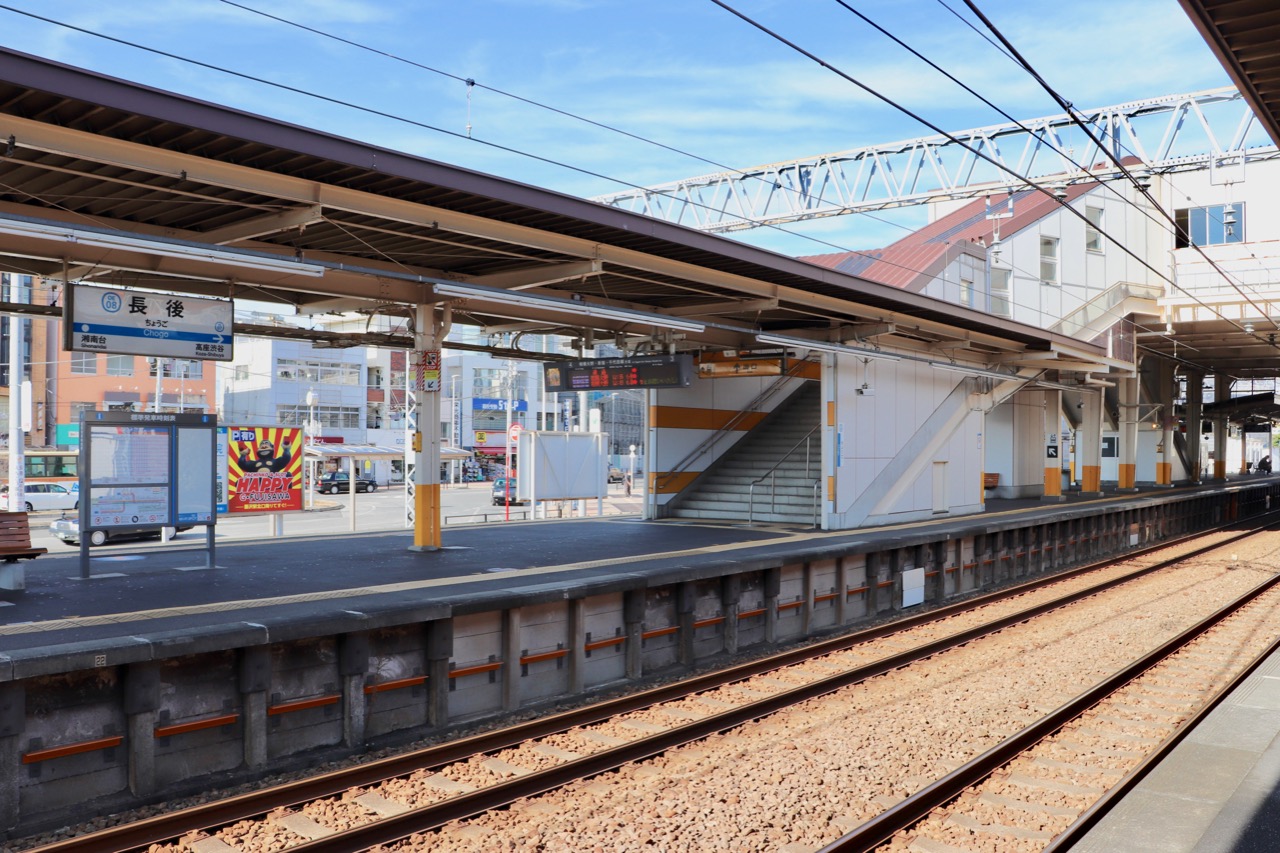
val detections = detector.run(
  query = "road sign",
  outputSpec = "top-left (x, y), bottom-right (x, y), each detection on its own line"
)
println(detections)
top-left (66, 284), bottom-right (233, 361)
top-left (508, 422), bottom-right (523, 443)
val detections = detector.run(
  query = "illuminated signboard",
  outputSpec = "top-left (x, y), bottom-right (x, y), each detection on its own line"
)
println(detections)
top-left (544, 354), bottom-right (693, 392)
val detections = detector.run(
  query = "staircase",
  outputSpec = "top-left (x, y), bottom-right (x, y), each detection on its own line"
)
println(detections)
top-left (669, 382), bottom-right (822, 524)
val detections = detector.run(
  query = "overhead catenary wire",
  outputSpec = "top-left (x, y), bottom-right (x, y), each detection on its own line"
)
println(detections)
top-left (0, 2), bottom-right (1108, 349)
top-left (707, 0), bottom-right (1265, 379)
top-left (0, 2), bottom-right (1229, 376)
top-left (957, 0), bottom-right (1280, 339)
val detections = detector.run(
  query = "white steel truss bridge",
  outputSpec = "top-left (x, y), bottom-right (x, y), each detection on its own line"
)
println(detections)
top-left (593, 88), bottom-right (1279, 232)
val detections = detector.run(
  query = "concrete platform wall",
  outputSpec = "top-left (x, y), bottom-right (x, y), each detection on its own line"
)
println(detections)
top-left (0, 484), bottom-right (1272, 837)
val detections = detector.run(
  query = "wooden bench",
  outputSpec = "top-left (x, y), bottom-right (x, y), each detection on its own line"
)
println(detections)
top-left (982, 473), bottom-right (1000, 490)
top-left (0, 512), bottom-right (46, 562)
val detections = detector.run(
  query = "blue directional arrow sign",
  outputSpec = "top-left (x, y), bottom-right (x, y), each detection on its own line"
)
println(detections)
top-left (67, 284), bottom-right (234, 361)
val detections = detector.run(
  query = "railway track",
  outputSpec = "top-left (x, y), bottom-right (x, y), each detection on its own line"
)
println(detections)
top-left (834, 548), bottom-right (1280, 851)
top-left (25, 522), bottom-right (1280, 853)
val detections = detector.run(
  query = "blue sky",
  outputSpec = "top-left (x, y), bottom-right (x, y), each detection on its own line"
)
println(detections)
top-left (0, 0), bottom-right (1237, 256)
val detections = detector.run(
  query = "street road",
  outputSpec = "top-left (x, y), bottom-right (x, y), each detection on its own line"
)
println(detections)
top-left (29, 481), bottom-right (641, 553)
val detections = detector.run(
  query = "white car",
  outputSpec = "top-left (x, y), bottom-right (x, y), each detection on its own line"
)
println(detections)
top-left (0, 482), bottom-right (79, 512)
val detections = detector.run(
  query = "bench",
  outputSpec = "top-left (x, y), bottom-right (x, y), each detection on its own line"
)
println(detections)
top-left (982, 473), bottom-right (1000, 490)
top-left (0, 512), bottom-right (46, 562)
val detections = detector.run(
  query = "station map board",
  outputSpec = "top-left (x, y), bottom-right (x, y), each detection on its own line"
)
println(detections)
top-left (80, 411), bottom-right (217, 529)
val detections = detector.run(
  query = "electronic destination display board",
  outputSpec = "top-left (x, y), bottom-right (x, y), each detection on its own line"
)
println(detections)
top-left (543, 354), bottom-right (693, 392)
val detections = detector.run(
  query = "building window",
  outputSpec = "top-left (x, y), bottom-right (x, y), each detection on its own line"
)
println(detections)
top-left (1175, 203), bottom-right (1245, 248)
top-left (1085, 206), bottom-right (1103, 252)
top-left (234, 365), bottom-right (250, 381)
top-left (1040, 236), bottom-right (1059, 285)
top-left (106, 354), bottom-right (134, 377)
top-left (472, 367), bottom-right (527, 400)
top-left (277, 404), bottom-right (360, 429)
top-left (959, 278), bottom-right (973, 307)
top-left (69, 401), bottom-right (95, 423)
top-left (990, 268), bottom-right (1011, 317)
top-left (149, 358), bottom-right (203, 378)
top-left (276, 358), bottom-right (359, 385)
top-left (71, 351), bottom-right (97, 375)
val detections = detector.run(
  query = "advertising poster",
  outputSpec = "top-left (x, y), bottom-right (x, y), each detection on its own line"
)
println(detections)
top-left (226, 425), bottom-right (303, 513)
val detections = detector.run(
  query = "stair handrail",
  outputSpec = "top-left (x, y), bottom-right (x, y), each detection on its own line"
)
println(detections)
top-left (748, 424), bottom-right (821, 527)
top-left (1048, 280), bottom-right (1162, 339)
top-left (654, 360), bottom-right (814, 492)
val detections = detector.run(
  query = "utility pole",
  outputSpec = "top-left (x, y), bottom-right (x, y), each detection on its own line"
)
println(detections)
top-left (5, 274), bottom-right (23, 504)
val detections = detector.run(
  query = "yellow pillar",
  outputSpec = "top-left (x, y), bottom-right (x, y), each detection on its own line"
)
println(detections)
top-left (1042, 390), bottom-right (1064, 502)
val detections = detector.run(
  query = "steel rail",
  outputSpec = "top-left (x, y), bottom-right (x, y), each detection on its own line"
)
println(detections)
top-left (1046, 628), bottom-right (1280, 850)
top-left (817, 552), bottom-right (1280, 850)
top-left (32, 517), bottom-right (1276, 853)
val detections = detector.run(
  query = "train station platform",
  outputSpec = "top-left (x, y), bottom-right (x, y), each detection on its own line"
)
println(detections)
top-left (1, 474), bottom-right (1270, 661)
top-left (0, 474), bottom-right (1278, 841)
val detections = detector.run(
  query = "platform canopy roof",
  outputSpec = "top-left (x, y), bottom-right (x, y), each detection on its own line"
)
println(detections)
top-left (1180, 0), bottom-right (1280, 148)
top-left (0, 47), bottom-right (1123, 384)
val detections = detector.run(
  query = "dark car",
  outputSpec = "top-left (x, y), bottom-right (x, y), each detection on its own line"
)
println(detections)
top-left (314, 472), bottom-right (377, 494)
top-left (49, 515), bottom-right (190, 547)
top-left (491, 478), bottom-right (524, 506)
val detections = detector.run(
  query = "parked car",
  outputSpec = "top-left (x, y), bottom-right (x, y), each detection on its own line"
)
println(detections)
top-left (608, 467), bottom-right (624, 483)
top-left (0, 482), bottom-right (78, 512)
top-left (491, 478), bottom-right (524, 506)
top-left (314, 472), bottom-right (377, 494)
top-left (49, 515), bottom-right (190, 547)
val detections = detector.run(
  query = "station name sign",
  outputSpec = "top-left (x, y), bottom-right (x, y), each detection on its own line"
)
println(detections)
top-left (543, 354), bottom-right (693, 391)
top-left (65, 284), bottom-right (234, 362)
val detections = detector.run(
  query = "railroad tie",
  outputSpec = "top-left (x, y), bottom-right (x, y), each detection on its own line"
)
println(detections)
top-left (188, 837), bottom-right (239, 853)
top-left (482, 757), bottom-right (532, 778)
top-left (945, 813), bottom-right (1057, 842)
top-left (905, 836), bottom-right (973, 853)
top-left (618, 720), bottom-right (667, 733)
top-left (422, 773), bottom-right (474, 793)
top-left (976, 792), bottom-right (1077, 816)
top-left (271, 813), bottom-right (335, 840)
top-left (574, 729), bottom-right (629, 746)
top-left (354, 793), bottom-right (412, 816)
top-left (1004, 772), bottom-right (1105, 796)
top-left (531, 742), bottom-right (582, 760)
top-left (1029, 755), bottom-right (1125, 778)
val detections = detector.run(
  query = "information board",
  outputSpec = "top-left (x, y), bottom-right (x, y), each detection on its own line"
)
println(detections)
top-left (88, 425), bottom-right (171, 525)
top-left (77, 410), bottom-right (217, 578)
top-left (81, 411), bottom-right (217, 528)
top-left (543, 354), bottom-right (693, 391)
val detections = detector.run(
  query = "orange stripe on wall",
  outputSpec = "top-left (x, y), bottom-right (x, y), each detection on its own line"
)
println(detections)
top-left (793, 361), bottom-right (821, 380)
top-left (827, 400), bottom-right (835, 427)
top-left (651, 471), bottom-right (700, 494)
top-left (649, 406), bottom-right (767, 431)
top-left (1044, 467), bottom-right (1062, 497)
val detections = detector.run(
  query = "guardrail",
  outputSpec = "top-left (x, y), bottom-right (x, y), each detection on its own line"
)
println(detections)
top-left (443, 500), bottom-right (642, 527)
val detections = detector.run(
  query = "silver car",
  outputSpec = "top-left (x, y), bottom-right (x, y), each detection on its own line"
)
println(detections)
top-left (49, 515), bottom-right (187, 547)
top-left (0, 482), bottom-right (78, 512)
